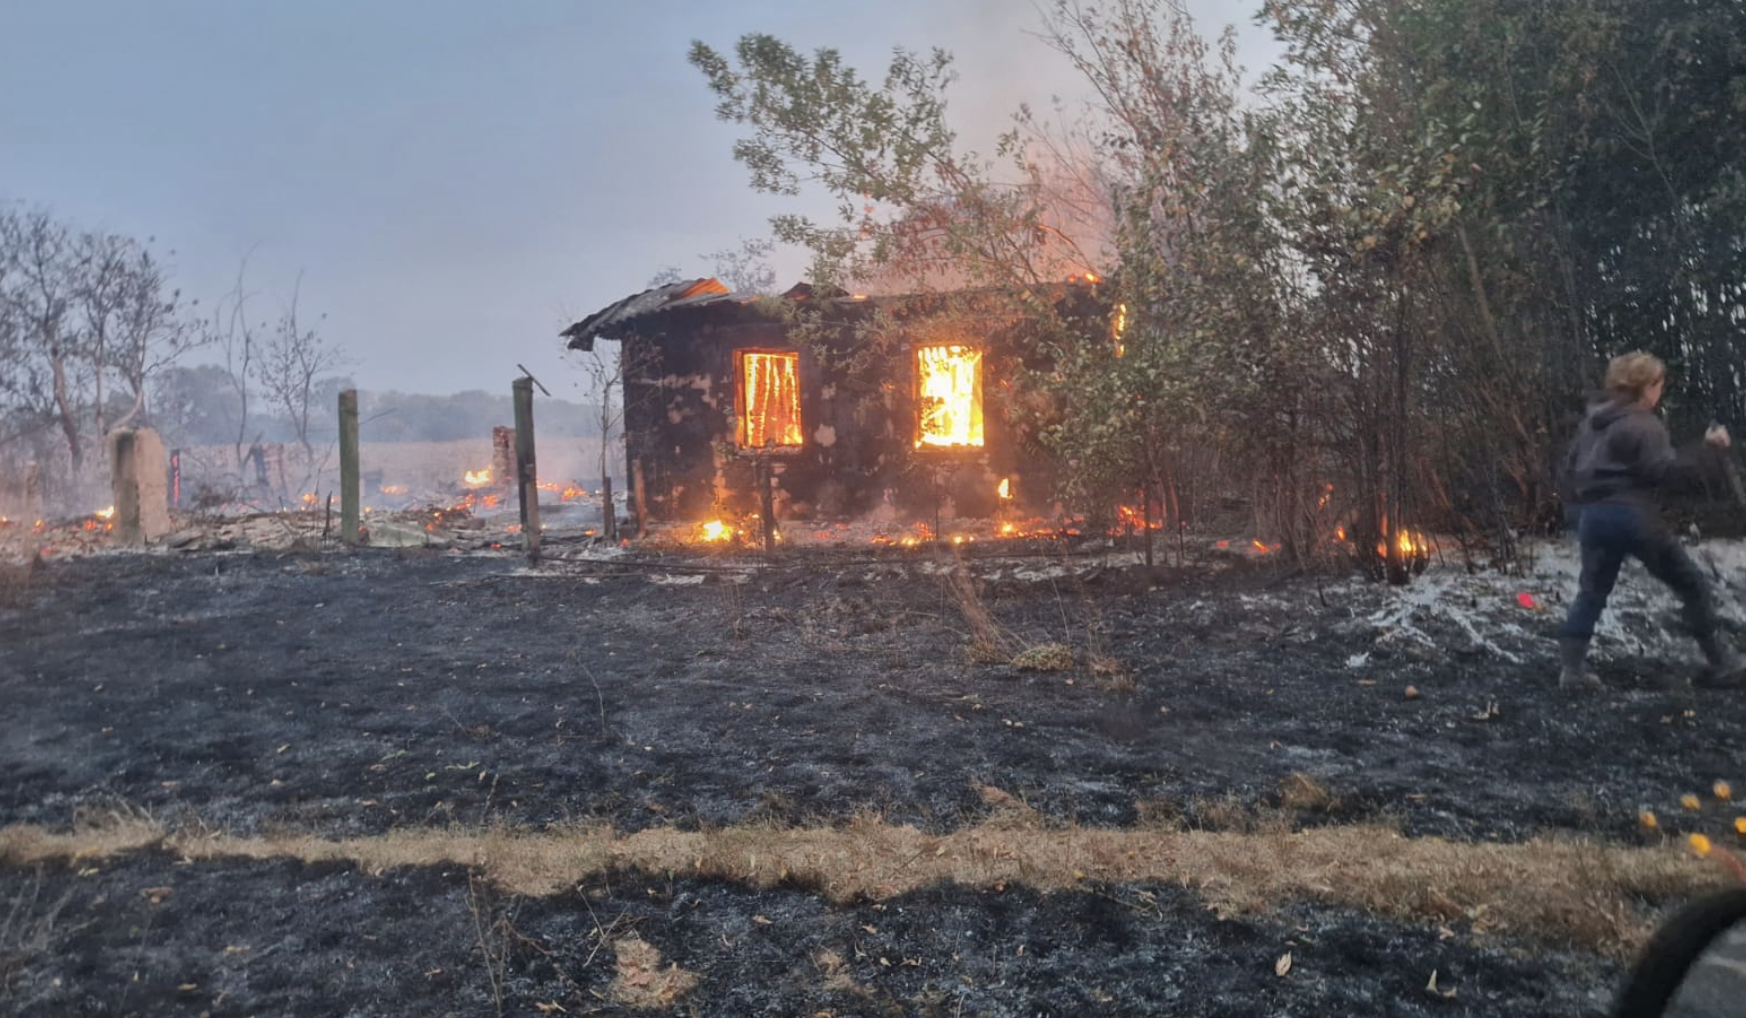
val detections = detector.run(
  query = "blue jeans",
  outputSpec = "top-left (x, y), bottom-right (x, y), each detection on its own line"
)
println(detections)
top-left (1560, 502), bottom-right (1717, 640)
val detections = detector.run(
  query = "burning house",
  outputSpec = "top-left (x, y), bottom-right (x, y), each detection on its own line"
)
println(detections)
top-left (561, 278), bottom-right (1104, 535)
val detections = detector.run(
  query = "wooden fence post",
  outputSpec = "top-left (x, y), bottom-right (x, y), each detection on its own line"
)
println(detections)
top-left (514, 377), bottom-right (542, 564)
top-left (339, 389), bottom-right (360, 544)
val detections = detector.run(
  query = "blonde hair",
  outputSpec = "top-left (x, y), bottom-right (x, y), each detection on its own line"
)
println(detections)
top-left (1605, 352), bottom-right (1665, 400)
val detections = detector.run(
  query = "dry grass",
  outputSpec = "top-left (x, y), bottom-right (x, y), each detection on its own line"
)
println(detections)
top-left (942, 557), bottom-right (1013, 664)
top-left (1, 869), bottom-right (77, 991)
top-left (813, 947), bottom-right (864, 995)
top-left (1279, 772), bottom-right (1339, 813)
top-left (1, 802), bottom-right (1724, 957)
top-left (608, 936), bottom-right (699, 1008)
top-left (1011, 642), bottom-right (1074, 671)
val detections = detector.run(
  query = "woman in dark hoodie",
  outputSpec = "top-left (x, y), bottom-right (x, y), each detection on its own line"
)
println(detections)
top-left (1559, 352), bottom-right (1741, 689)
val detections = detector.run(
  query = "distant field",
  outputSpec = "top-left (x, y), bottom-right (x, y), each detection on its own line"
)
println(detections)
top-left (170, 436), bottom-right (613, 501)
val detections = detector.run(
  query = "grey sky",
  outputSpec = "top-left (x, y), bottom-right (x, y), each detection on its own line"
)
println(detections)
top-left (0, 1), bottom-right (1277, 398)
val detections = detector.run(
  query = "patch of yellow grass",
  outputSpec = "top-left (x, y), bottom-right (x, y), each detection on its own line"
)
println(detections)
top-left (0, 808), bottom-right (1720, 957)
top-left (1011, 643), bottom-right (1074, 671)
top-left (608, 935), bottom-right (699, 1008)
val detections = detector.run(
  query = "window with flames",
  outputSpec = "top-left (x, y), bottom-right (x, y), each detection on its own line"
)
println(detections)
top-left (915, 344), bottom-right (984, 449)
top-left (737, 350), bottom-right (804, 449)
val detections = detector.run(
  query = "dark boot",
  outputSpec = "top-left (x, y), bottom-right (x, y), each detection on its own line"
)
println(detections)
top-left (1558, 636), bottom-right (1602, 690)
top-left (1695, 632), bottom-right (1746, 689)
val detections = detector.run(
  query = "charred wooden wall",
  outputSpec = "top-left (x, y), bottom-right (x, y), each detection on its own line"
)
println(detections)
top-left (620, 303), bottom-right (1059, 525)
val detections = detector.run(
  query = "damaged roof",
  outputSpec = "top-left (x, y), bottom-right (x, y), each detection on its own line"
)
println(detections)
top-left (560, 279), bottom-right (880, 351)
top-left (561, 278), bottom-right (749, 351)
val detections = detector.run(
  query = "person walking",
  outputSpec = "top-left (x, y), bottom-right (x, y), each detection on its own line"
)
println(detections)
top-left (1558, 351), bottom-right (1743, 689)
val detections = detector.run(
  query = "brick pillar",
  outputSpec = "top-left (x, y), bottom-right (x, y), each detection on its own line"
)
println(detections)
top-left (491, 426), bottom-right (517, 489)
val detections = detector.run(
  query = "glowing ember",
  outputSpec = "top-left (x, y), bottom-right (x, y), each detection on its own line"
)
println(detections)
top-left (463, 468), bottom-right (492, 487)
top-left (300, 492), bottom-right (318, 506)
top-left (1252, 539), bottom-right (1269, 553)
top-left (1376, 529), bottom-right (1430, 558)
top-left (739, 351), bottom-right (804, 448)
top-left (915, 345), bottom-right (984, 448)
top-left (1115, 505), bottom-right (1163, 532)
top-left (379, 484), bottom-right (408, 496)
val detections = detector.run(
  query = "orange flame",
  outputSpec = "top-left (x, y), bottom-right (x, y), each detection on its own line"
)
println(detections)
top-left (94, 505), bottom-right (116, 519)
top-left (998, 478), bottom-right (1012, 500)
top-left (463, 468), bottom-right (492, 487)
top-left (1376, 529), bottom-right (1429, 558)
top-left (916, 345), bottom-right (984, 448)
top-left (740, 351), bottom-right (804, 448)
top-left (698, 520), bottom-right (732, 542)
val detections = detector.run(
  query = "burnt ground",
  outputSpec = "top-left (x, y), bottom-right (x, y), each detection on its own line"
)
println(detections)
top-left (2, 545), bottom-right (1743, 1016)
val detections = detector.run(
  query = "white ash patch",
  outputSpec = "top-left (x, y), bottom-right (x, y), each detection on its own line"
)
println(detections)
top-left (1335, 537), bottom-right (1746, 668)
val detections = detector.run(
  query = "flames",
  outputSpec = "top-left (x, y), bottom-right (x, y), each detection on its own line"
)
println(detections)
top-left (1115, 504), bottom-right (1163, 531)
top-left (1378, 529), bottom-right (1429, 559)
top-left (453, 470), bottom-right (586, 504)
top-left (740, 351), bottom-right (804, 448)
top-left (536, 482), bottom-right (588, 502)
top-left (915, 344), bottom-right (984, 449)
top-left (698, 519), bottom-right (733, 542)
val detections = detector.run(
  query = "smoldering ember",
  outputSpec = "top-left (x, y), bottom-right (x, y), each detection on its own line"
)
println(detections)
top-left (7, 1), bottom-right (1746, 1016)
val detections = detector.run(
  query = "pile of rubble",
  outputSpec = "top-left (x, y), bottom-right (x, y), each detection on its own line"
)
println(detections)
top-left (0, 499), bottom-right (614, 561)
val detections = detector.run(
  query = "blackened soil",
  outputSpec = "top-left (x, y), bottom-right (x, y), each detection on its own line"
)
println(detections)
top-left (2, 551), bottom-right (1739, 840)
top-left (2, 851), bottom-right (1614, 1018)
top-left (1, 548), bottom-right (1741, 1016)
